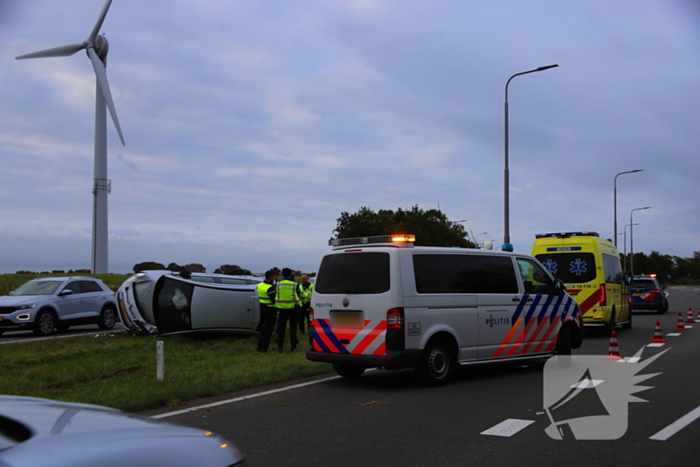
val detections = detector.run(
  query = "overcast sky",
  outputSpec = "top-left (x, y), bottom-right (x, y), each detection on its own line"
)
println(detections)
top-left (0, 0), bottom-right (698, 275)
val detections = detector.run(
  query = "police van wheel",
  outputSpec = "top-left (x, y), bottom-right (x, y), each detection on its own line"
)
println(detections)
top-left (417, 339), bottom-right (454, 386)
top-left (332, 363), bottom-right (365, 379)
top-left (555, 328), bottom-right (572, 355)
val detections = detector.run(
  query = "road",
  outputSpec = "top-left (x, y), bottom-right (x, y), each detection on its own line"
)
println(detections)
top-left (145, 287), bottom-right (700, 467)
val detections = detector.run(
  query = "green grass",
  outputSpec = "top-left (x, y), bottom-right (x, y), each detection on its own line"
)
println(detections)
top-left (1, 332), bottom-right (332, 413)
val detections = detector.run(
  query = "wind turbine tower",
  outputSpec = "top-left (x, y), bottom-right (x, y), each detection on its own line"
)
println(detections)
top-left (16, 0), bottom-right (125, 274)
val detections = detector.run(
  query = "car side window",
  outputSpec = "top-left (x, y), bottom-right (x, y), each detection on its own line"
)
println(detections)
top-left (517, 258), bottom-right (556, 295)
top-left (63, 281), bottom-right (83, 294)
top-left (80, 281), bottom-right (102, 293)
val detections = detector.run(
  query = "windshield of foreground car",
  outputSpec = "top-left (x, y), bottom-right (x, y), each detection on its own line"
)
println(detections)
top-left (10, 280), bottom-right (63, 296)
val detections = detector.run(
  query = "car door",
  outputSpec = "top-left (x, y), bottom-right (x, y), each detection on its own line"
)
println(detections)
top-left (55, 281), bottom-right (86, 321)
top-left (511, 257), bottom-right (569, 355)
top-left (475, 255), bottom-right (524, 359)
top-left (76, 280), bottom-right (108, 319)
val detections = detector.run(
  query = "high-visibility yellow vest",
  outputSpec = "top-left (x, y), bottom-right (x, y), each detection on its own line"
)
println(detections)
top-left (257, 281), bottom-right (274, 306)
top-left (299, 282), bottom-right (313, 304)
top-left (275, 279), bottom-right (299, 309)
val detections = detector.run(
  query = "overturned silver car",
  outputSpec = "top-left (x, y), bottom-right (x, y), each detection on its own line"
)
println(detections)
top-left (116, 270), bottom-right (262, 335)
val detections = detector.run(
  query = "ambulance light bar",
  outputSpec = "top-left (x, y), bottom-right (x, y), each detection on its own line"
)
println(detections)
top-left (331, 234), bottom-right (416, 247)
top-left (535, 232), bottom-right (599, 239)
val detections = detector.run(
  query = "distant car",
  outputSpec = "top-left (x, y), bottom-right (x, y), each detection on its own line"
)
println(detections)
top-left (629, 275), bottom-right (668, 314)
top-left (117, 270), bottom-right (263, 336)
top-left (0, 395), bottom-right (245, 466)
top-left (0, 276), bottom-right (118, 337)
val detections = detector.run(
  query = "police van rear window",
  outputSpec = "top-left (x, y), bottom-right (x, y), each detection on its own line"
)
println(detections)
top-left (413, 254), bottom-right (518, 294)
top-left (315, 252), bottom-right (390, 294)
top-left (535, 253), bottom-right (597, 283)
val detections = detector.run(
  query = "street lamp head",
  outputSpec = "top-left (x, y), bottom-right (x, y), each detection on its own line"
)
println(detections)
top-left (537, 64), bottom-right (559, 71)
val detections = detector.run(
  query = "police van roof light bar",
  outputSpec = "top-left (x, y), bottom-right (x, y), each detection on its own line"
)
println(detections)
top-left (331, 234), bottom-right (416, 247)
top-left (535, 232), bottom-right (600, 239)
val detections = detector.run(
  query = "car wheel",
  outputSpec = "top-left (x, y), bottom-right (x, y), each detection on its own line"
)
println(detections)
top-left (555, 327), bottom-right (572, 355)
top-left (604, 309), bottom-right (616, 336)
top-left (332, 363), bottom-right (366, 379)
top-left (416, 338), bottom-right (454, 386)
top-left (33, 310), bottom-right (56, 336)
top-left (658, 300), bottom-right (668, 314)
top-left (98, 306), bottom-right (117, 330)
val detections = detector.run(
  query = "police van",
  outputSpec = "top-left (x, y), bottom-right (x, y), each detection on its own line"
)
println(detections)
top-left (305, 234), bottom-right (582, 386)
top-left (531, 232), bottom-right (630, 333)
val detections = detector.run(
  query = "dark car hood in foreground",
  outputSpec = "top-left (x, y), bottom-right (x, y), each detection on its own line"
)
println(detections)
top-left (0, 396), bottom-right (244, 467)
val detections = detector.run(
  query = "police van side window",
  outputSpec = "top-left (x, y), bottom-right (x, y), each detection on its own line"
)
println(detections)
top-left (469, 255), bottom-right (519, 294)
top-left (412, 254), bottom-right (518, 294)
top-left (516, 258), bottom-right (556, 295)
top-left (413, 254), bottom-right (474, 293)
top-left (316, 252), bottom-right (390, 294)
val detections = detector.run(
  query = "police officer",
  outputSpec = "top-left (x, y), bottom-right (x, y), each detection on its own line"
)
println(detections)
top-left (275, 267), bottom-right (300, 352)
top-left (256, 269), bottom-right (278, 352)
top-left (298, 274), bottom-right (313, 333)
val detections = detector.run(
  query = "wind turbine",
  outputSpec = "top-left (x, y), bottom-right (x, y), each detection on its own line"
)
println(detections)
top-left (16, 0), bottom-right (124, 274)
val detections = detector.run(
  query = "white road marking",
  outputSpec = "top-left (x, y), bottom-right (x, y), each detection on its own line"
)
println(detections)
top-left (481, 419), bottom-right (535, 437)
top-left (646, 343), bottom-right (665, 348)
top-left (153, 375), bottom-right (341, 419)
top-left (684, 325), bottom-right (693, 329)
top-left (650, 406), bottom-right (700, 441)
top-left (571, 379), bottom-right (604, 389)
top-left (666, 333), bottom-right (682, 337)
top-left (617, 357), bottom-right (641, 363)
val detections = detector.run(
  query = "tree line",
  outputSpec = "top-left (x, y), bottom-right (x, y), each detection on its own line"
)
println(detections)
top-left (621, 251), bottom-right (700, 285)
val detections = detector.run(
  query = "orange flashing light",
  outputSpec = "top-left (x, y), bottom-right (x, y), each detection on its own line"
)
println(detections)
top-left (391, 234), bottom-right (415, 243)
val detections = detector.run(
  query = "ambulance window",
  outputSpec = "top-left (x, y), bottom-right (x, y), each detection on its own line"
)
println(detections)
top-left (516, 258), bottom-right (556, 295)
top-left (469, 255), bottom-right (518, 294)
top-left (535, 253), bottom-right (597, 283)
top-left (315, 252), bottom-right (390, 294)
top-left (602, 254), bottom-right (622, 284)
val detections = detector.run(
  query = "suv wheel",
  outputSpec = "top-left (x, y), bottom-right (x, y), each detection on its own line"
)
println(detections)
top-left (417, 338), bottom-right (454, 386)
top-left (33, 310), bottom-right (56, 336)
top-left (98, 306), bottom-right (117, 330)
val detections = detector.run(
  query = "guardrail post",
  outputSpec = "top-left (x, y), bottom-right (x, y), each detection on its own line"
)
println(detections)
top-left (156, 341), bottom-right (164, 381)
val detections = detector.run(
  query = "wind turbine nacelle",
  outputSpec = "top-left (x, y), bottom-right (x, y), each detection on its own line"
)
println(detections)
top-left (92, 34), bottom-right (109, 62)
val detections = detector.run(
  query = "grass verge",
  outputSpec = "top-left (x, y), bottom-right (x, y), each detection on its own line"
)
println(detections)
top-left (1, 332), bottom-right (332, 413)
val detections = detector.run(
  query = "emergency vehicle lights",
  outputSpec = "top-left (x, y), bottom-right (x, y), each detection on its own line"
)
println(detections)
top-left (535, 232), bottom-right (600, 239)
top-left (331, 234), bottom-right (416, 247)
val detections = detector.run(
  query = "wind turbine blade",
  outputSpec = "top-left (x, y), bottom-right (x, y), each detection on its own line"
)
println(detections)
top-left (16, 42), bottom-right (86, 60)
top-left (88, 47), bottom-right (125, 146)
top-left (89, 0), bottom-right (114, 42)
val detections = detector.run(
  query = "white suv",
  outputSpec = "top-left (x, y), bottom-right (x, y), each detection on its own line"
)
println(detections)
top-left (0, 277), bottom-right (118, 336)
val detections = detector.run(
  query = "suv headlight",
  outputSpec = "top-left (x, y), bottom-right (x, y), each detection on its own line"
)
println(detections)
top-left (15, 304), bottom-right (37, 311)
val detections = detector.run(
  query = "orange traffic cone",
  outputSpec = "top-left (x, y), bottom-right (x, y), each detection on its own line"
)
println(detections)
top-left (686, 307), bottom-right (695, 323)
top-left (606, 330), bottom-right (622, 359)
top-left (676, 311), bottom-right (687, 331)
top-left (651, 320), bottom-right (665, 343)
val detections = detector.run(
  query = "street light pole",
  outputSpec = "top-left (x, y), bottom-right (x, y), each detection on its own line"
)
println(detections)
top-left (504, 64), bottom-right (558, 252)
top-left (613, 169), bottom-right (644, 248)
top-left (623, 223), bottom-right (639, 271)
top-left (630, 207), bottom-right (651, 276)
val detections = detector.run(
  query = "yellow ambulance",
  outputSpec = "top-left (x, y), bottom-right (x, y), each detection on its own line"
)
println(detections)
top-left (531, 232), bottom-right (630, 333)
